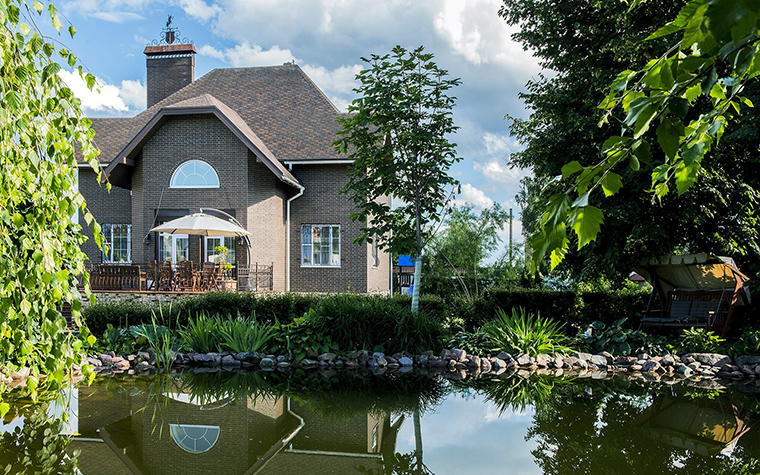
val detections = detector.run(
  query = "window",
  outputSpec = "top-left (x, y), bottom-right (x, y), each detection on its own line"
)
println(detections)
top-left (158, 233), bottom-right (189, 263)
top-left (205, 236), bottom-right (236, 265)
top-left (169, 424), bottom-right (220, 454)
top-left (371, 239), bottom-right (379, 268)
top-left (170, 160), bottom-right (220, 188)
top-left (102, 224), bottom-right (131, 263)
top-left (301, 225), bottom-right (340, 267)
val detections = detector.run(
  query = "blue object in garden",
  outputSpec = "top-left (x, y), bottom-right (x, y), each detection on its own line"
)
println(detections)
top-left (398, 255), bottom-right (414, 266)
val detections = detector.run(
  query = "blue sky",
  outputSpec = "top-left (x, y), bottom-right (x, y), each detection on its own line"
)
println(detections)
top-left (53, 0), bottom-right (541, 251)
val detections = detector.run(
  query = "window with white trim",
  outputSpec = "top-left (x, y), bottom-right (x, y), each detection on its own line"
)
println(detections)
top-left (102, 224), bottom-right (131, 263)
top-left (301, 225), bottom-right (340, 267)
top-left (170, 160), bottom-right (220, 188)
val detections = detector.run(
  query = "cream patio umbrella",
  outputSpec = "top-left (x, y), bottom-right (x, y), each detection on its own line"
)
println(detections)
top-left (149, 212), bottom-right (251, 237)
top-left (150, 211), bottom-right (252, 264)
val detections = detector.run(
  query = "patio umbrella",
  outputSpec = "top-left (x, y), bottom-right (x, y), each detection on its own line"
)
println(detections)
top-left (149, 213), bottom-right (251, 237)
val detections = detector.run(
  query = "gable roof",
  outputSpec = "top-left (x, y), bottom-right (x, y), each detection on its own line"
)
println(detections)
top-left (102, 93), bottom-right (300, 188)
top-left (89, 64), bottom-right (350, 179)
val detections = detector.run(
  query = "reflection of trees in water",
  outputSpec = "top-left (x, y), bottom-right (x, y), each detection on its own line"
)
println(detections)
top-left (0, 399), bottom-right (78, 474)
top-left (523, 380), bottom-right (758, 475)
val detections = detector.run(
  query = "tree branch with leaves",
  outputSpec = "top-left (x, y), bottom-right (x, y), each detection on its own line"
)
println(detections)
top-left (335, 45), bottom-right (462, 312)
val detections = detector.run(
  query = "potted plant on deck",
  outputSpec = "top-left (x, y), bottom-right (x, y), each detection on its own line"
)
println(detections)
top-left (214, 245), bottom-right (237, 292)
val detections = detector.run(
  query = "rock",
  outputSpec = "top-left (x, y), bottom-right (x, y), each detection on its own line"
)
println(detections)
top-left (589, 355), bottom-right (608, 367)
top-left (440, 349), bottom-right (452, 359)
top-left (306, 349), bottom-right (319, 360)
top-left (344, 361), bottom-right (360, 369)
top-left (385, 356), bottom-right (399, 365)
top-left (113, 360), bottom-right (130, 371)
top-left (451, 349), bottom-right (467, 361)
top-left (399, 357), bottom-right (414, 367)
top-left (614, 356), bottom-right (637, 366)
top-left (107, 351), bottom-right (116, 358)
top-left (741, 365), bottom-right (756, 378)
top-left (259, 358), bottom-right (276, 370)
top-left (418, 354), bottom-right (429, 366)
top-left (368, 356), bottom-right (387, 368)
top-left (553, 357), bottom-right (564, 369)
top-left (716, 371), bottom-right (734, 379)
top-left (422, 350), bottom-right (434, 357)
top-left (467, 356), bottom-right (481, 368)
top-left (387, 362), bottom-right (400, 370)
top-left (127, 354), bottom-right (136, 362)
top-left (687, 362), bottom-right (701, 371)
top-left (234, 351), bottom-right (252, 361)
top-left (492, 358), bottom-right (507, 369)
top-left (300, 359), bottom-right (318, 367)
top-left (642, 361), bottom-right (661, 373)
top-left (99, 354), bottom-right (114, 365)
top-left (600, 352), bottom-right (614, 364)
top-left (86, 356), bottom-right (102, 367)
top-left (516, 354), bottom-right (532, 366)
top-left (720, 364), bottom-right (739, 373)
top-left (536, 354), bottom-right (550, 368)
top-left (591, 370), bottom-right (608, 380)
top-left (630, 364), bottom-right (643, 372)
top-left (221, 355), bottom-right (241, 367)
top-left (334, 360), bottom-right (345, 369)
top-left (736, 355), bottom-right (760, 367)
top-left (573, 352), bottom-right (593, 362)
top-left (661, 355), bottom-right (676, 366)
top-left (319, 353), bottom-right (337, 362)
top-left (684, 353), bottom-right (732, 368)
top-left (496, 352), bottom-right (511, 361)
top-left (429, 359), bottom-right (447, 368)
top-left (481, 359), bottom-right (492, 372)
top-left (10, 367), bottom-right (30, 380)
top-left (755, 365), bottom-right (760, 376)
top-left (372, 352), bottom-right (386, 359)
top-left (277, 361), bottom-right (291, 369)
top-left (564, 356), bottom-right (580, 367)
top-left (137, 361), bottom-right (151, 369)
top-left (190, 353), bottom-right (221, 367)
top-left (730, 371), bottom-right (745, 380)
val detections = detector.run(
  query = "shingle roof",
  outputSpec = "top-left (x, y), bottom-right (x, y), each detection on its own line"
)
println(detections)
top-left (89, 64), bottom-right (347, 166)
top-left (102, 93), bottom-right (300, 187)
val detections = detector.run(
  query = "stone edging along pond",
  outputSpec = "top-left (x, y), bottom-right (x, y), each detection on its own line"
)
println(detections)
top-left (4, 349), bottom-right (760, 392)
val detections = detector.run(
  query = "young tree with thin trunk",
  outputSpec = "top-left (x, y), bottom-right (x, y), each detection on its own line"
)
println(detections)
top-left (335, 45), bottom-right (461, 312)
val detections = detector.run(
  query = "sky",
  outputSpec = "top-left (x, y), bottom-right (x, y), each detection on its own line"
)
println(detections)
top-left (52, 0), bottom-right (541, 253)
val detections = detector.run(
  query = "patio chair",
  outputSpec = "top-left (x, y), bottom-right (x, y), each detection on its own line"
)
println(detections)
top-left (177, 260), bottom-right (197, 292)
top-left (200, 262), bottom-right (216, 291)
top-left (147, 260), bottom-right (159, 291)
top-left (158, 260), bottom-right (174, 291)
top-left (213, 262), bottom-right (224, 290)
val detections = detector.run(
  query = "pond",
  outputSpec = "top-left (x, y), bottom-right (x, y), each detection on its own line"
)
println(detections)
top-left (1, 370), bottom-right (759, 474)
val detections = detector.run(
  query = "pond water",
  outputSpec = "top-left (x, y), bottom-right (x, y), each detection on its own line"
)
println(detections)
top-left (2, 370), bottom-right (759, 474)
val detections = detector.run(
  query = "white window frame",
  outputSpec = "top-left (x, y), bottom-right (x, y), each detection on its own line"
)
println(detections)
top-left (158, 233), bottom-right (189, 263)
top-left (169, 159), bottom-right (220, 189)
top-left (205, 236), bottom-right (236, 265)
top-left (102, 224), bottom-right (132, 263)
top-left (301, 224), bottom-right (341, 268)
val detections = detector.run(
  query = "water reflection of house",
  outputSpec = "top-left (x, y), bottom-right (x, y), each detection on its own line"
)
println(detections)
top-left (635, 389), bottom-right (752, 457)
top-left (70, 385), bottom-right (402, 475)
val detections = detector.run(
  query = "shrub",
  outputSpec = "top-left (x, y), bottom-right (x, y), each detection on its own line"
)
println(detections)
top-left (305, 294), bottom-right (445, 354)
top-left (180, 312), bottom-right (222, 353)
top-left (731, 329), bottom-right (760, 358)
top-left (83, 301), bottom-right (155, 337)
top-left (446, 330), bottom-right (492, 356)
top-left (219, 315), bottom-right (276, 353)
top-left (269, 318), bottom-right (339, 361)
top-left (675, 327), bottom-right (726, 354)
top-left (482, 308), bottom-right (571, 356)
top-left (575, 318), bottom-right (668, 356)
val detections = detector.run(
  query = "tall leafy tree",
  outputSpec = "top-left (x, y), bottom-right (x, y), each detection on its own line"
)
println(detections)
top-left (503, 0), bottom-right (760, 280)
top-left (0, 0), bottom-right (100, 411)
top-left (335, 46), bottom-right (462, 312)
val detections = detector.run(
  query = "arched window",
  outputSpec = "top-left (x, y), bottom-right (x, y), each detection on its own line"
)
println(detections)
top-left (170, 160), bottom-right (220, 188)
top-left (169, 424), bottom-right (220, 454)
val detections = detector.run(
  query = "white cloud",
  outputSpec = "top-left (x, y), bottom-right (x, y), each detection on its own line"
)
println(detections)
top-left (90, 11), bottom-right (144, 23)
top-left (454, 183), bottom-right (494, 209)
top-left (433, 0), bottom-right (540, 74)
top-left (473, 158), bottom-right (524, 184)
top-left (483, 132), bottom-right (522, 156)
top-left (199, 42), bottom-right (297, 67)
top-left (118, 79), bottom-right (147, 110)
top-left (177, 0), bottom-right (221, 21)
top-left (300, 63), bottom-right (361, 111)
top-left (58, 71), bottom-right (146, 115)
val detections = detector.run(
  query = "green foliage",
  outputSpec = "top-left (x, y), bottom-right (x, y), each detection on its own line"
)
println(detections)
top-left (518, 0), bottom-right (760, 272)
top-left (306, 294), bottom-right (445, 354)
top-left (482, 308), bottom-right (571, 356)
top-left (219, 314), bottom-right (275, 353)
top-left (445, 330), bottom-right (492, 357)
top-left (335, 45), bottom-right (462, 312)
top-left (179, 311), bottom-right (222, 354)
top-left (675, 327), bottom-right (726, 354)
top-left (730, 328), bottom-right (760, 358)
top-left (91, 324), bottom-right (148, 355)
top-left (269, 318), bottom-right (339, 361)
top-left (0, 0), bottom-right (101, 401)
top-left (575, 318), bottom-right (668, 356)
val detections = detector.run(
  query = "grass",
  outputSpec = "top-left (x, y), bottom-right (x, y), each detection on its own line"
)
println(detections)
top-left (219, 313), bottom-right (276, 353)
top-left (482, 307), bottom-right (571, 356)
top-left (179, 311), bottom-right (221, 353)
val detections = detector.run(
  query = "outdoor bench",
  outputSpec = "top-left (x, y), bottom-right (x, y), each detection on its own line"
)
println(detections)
top-left (641, 289), bottom-right (731, 331)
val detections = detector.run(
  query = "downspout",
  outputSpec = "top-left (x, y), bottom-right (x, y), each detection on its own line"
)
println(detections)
top-left (286, 174), bottom-right (305, 292)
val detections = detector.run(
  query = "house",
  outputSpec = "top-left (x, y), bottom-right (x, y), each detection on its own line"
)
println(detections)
top-left (77, 24), bottom-right (389, 293)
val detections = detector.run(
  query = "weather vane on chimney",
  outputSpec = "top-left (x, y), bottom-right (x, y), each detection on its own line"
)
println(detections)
top-left (148, 15), bottom-right (193, 47)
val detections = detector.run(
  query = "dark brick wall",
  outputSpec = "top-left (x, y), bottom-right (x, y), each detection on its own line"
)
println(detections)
top-left (146, 54), bottom-right (194, 108)
top-left (78, 168), bottom-right (132, 263)
top-left (289, 164), bottom-right (368, 292)
top-left (132, 114), bottom-right (249, 265)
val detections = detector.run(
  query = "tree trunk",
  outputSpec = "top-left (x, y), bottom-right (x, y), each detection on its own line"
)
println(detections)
top-left (411, 251), bottom-right (422, 313)
top-left (413, 408), bottom-right (423, 472)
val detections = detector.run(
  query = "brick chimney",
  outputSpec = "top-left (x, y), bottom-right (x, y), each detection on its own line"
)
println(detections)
top-left (144, 20), bottom-right (196, 108)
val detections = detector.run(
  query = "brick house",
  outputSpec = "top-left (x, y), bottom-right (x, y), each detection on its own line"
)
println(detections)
top-left (78, 35), bottom-right (389, 293)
